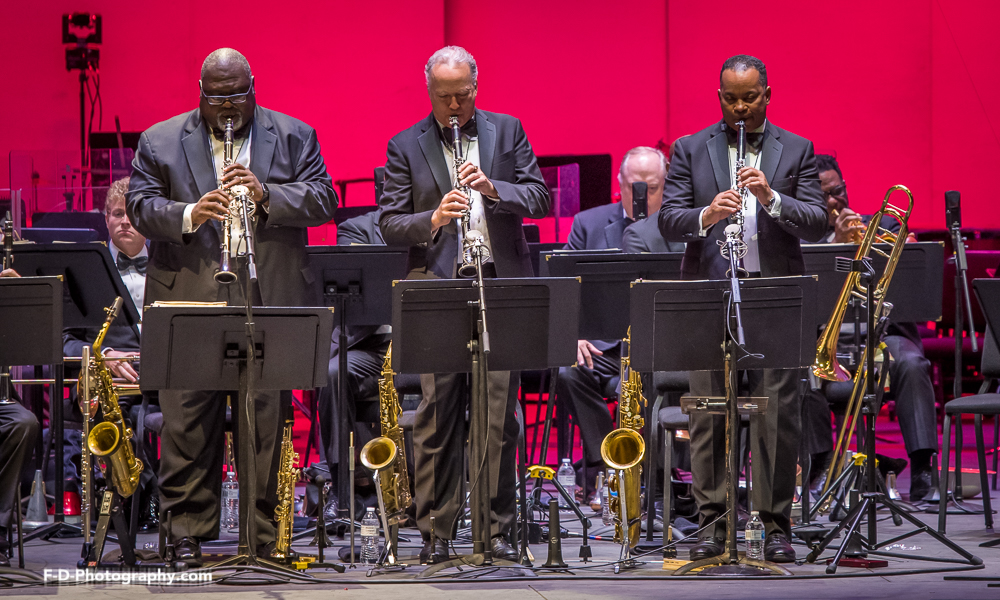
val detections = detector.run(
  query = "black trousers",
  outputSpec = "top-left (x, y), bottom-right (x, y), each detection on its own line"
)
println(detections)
top-left (0, 401), bottom-right (39, 530)
top-left (555, 345), bottom-right (621, 467)
top-left (689, 368), bottom-right (801, 539)
top-left (414, 370), bottom-right (520, 541)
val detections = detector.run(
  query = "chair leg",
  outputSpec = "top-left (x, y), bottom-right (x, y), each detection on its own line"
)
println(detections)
top-left (975, 414), bottom-right (994, 531)
top-left (938, 413), bottom-right (952, 534)
top-left (993, 416), bottom-right (998, 491)
top-left (664, 428), bottom-right (674, 537)
top-left (956, 417), bottom-right (965, 501)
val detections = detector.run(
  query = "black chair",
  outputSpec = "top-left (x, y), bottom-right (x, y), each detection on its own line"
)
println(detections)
top-left (937, 326), bottom-right (999, 537)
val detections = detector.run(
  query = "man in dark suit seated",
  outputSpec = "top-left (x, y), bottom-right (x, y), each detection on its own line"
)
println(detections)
top-left (0, 267), bottom-right (41, 567)
top-left (659, 55), bottom-right (827, 563)
top-left (126, 48), bottom-right (338, 566)
top-left (803, 154), bottom-right (937, 500)
top-left (558, 146), bottom-right (681, 503)
top-left (316, 208), bottom-right (391, 518)
top-left (379, 46), bottom-right (550, 563)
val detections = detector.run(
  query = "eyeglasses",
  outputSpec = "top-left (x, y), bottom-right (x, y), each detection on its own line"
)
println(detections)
top-left (200, 79), bottom-right (254, 106)
top-left (823, 183), bottom-right (847, 201)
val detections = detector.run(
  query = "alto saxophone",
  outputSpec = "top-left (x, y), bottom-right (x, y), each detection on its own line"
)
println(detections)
top-left (360, 342), bottom-right (412, 564)
top-left (273, 424), bottom-right (300, 560)
top-left (85, 297), bottom-right (144, 497)
top-left (600, 328), bottom-right (646, 550)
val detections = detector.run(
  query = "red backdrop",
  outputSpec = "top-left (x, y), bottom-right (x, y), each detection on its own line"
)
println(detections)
top-left (3, 0), bottom-right (999, 237)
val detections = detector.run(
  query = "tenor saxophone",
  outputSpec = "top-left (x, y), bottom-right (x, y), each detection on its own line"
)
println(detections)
top-left (85, 297), bottom-right (144, 497)
top-left (600, 328), bottom-right (646, 549)
top-left (360, 342), bottom-right (412, 525)
top-left (273, 424), bottom-right (300, 560)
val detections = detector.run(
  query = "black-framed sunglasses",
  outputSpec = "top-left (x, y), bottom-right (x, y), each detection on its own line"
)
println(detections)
top-left (823, 183), bottom-right (847, 201)
top-left (200, 78), bottom-right (255, 106)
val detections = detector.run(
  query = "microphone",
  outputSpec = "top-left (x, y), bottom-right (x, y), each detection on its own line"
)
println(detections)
top-left (945, 190), bottom-right (961, 231)
top-left (631, 182), bottom-right (648, 220)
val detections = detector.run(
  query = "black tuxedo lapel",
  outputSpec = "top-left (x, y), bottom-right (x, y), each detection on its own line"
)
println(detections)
top-left (251, 107), bottom-right (277, 185)
top-left (182, 115), bottom-right (216, 201)
top-left (759, 124), bottom-right (783, 193)
top-left (417, 116), bottom-right (453, 201)
top-left (477, 110), bottom-right (496, 179)
top-left (707, 129), bottom-right (731, 196)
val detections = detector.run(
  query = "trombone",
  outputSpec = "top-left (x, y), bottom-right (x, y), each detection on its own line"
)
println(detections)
top-left (812, 185), bottom-right (914, 508)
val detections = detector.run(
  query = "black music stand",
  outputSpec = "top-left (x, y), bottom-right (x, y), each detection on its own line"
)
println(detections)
top-left (305, 246), bottom-right (408, 531)
top-left (631, 276), bottom-right (818, 576)
top-left (392, 277), bottom-right (579, 577)
top-left (12, 243), bottom-right (141, 538)
top-left (540, 250), bottom-right (683, 542)
top-left (141, 306), bottom-right (333, 573)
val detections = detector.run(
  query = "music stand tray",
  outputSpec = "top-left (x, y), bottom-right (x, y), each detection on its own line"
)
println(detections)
top-left (631, 276), bottom-right (818, 576)
top-left (141, 306), bottom-right (333, 570)
top-left (392, 277), bottom-right (579, 577)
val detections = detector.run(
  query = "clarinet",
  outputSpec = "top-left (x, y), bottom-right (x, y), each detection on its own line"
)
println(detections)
top-left (719, 121), bottom-right (749, 273)
top-left (450, 116), bottom-right (490, 278)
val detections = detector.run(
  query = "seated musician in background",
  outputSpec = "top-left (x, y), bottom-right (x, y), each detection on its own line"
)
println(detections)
top-left (126, 48), bottom-right (338, 566)
top-left (558, 146), bottom-right (680, 504)
top-left (0, 267), bottom-right (40, 567)
top-left (804, 154), bottom-right (936, 500)
top-left (62, 176), bottom-right (160, 528)
top-left (316, 208), bottom-right (390, 519)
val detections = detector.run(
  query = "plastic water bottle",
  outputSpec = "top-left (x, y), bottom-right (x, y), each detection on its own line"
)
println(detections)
top-left (221, 471), bottom-right (239, 529)
top-left (601, 470), bottom-right (613, 526)
top-left (557, 458), bottom-right (577, 506)
top-left (745, 511), bottom-right (764, 559)
top-left (361, 507), bottom-right (380, 565)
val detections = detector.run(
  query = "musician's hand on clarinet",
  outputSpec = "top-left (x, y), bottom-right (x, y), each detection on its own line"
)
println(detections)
top-left (703, 190), bottom-right (742, 228)
top-left (431, 190), bottom-right (470, 230)
top-left (576, 339), bottom-right (603, 370)
top-left (104, 350), bottom-right (139, 383)
top-left (222, 163), bottom-right (265, 207)
top-left (192, 190), bottom-right (231, 227)
top-left (457, 161), bottom-right (497, 198)
top-left (737, 166), bottom-right (774, 207)
top-left (833, 208), bottom-right (864, 243)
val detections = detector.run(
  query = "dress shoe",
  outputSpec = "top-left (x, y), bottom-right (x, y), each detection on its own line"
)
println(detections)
top-left (173, 537), bottom-right (203, 567)
top-left (909, 468), bottom-right (933, 502)
top-left (689, 536), bottom-right (725, 561)
top-left (419, 538), bottom-right (449, 564)
top-left (763, 532), bottom-right (796, 563)
top-left (491, 536), bottom-right (518, 561)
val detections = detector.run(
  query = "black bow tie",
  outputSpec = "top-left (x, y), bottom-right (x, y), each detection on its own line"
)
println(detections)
top-left (116, 253), bottom-right (147, 275)
top-left (439, 117), bottom-right (478, 145)
top-left (725, 125), bottom-right (764, 152)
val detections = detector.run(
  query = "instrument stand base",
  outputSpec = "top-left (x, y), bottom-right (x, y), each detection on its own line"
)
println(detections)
top-left (675, 552), bottom-right (790, 577)
top-left (805, 492), bottom-right (982, 574)
top-left (417, 554), bottom-right (535, 579)
top-left (79, 490), bottom-right (135, 568)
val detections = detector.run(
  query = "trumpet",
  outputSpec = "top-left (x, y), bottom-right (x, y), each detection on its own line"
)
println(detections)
top-left (449, 116), bottom-right (490, 278)
top-left (214, 117), bottom-right (256, 285)
top-left (830, 208), bottom-right (899, 246)
top-left (813, 185), bottom-right (913, 508)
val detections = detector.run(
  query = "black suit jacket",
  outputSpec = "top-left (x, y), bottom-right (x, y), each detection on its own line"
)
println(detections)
top-left (379, 109), bottom-right (550, 279)
top-left (622, 216), bottom-right (686, 253)
top-left (126, 106), bottom-right (338, 306)
top-left (565, 202), bottom-right (631, 251)
top-left (659, 120), bottom-right (827, 279)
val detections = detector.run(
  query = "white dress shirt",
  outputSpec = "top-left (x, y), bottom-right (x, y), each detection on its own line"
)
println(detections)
top-left (108, 241), bottom-right (147, 327)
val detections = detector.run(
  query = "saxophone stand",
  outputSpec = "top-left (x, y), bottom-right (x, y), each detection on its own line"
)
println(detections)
top-left (303, 476), bottom-right (345, 573)
top-left (805, 257), bottom-right (981, 573)
top-left (364, 471), bottom-right (406, 576)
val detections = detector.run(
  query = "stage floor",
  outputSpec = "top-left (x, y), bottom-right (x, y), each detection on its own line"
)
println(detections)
top-left (7, 484), bottom-right (1000, 599)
